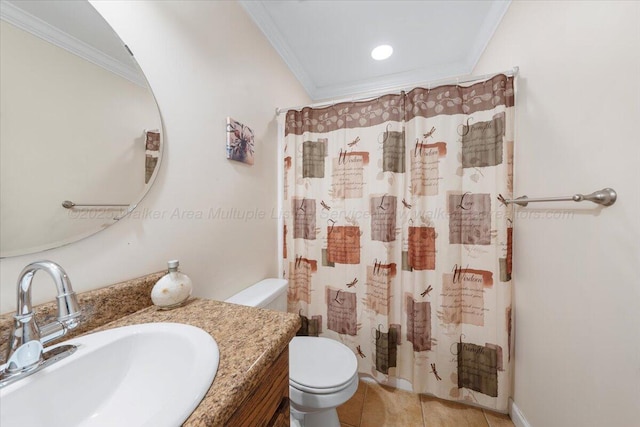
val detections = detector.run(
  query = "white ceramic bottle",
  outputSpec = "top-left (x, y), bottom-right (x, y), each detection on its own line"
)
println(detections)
top-left (151, 260), bottom-right (192, 309)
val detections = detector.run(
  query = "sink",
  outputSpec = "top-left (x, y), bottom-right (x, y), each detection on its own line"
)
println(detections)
top-left (0, 322), bottom-right (219, 427)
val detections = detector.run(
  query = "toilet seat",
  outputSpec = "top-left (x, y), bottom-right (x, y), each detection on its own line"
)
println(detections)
top-left (290, 371), bottom-right (359, 395)
top-left (289, 336), bottom-right (358, 394)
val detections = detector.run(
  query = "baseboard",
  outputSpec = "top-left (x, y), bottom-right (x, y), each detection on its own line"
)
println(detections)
top-left (509, 398), bottom-right (531, 427)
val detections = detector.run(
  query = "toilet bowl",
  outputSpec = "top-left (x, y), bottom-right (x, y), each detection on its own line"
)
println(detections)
top-left (225, 279), bottom-right (359, 427)
top-left (288, 336), bottom-right (358, 427)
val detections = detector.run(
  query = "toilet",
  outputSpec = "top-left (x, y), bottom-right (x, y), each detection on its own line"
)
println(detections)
top-left (225, 279), bottom-right (359, 427)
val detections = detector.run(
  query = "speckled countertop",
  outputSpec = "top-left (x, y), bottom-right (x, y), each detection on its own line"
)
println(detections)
top-left (0, 272), bottom-right (300, 426)
top-left (92, 298), bottom-right (300, 426)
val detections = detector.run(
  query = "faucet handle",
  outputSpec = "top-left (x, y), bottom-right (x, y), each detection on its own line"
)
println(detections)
top-left (40, 321), bottom-right (69, 345)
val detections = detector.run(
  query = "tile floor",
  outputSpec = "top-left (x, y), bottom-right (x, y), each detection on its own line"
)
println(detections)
top-left (337, 381), bottom-right (515, 427)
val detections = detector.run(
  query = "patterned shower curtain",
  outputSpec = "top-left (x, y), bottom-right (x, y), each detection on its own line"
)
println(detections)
top-left (282, 74), bottom-right (514, 411)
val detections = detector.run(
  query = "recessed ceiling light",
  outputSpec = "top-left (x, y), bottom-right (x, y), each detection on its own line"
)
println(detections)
top-left (371, 44), bottom-right (393, 61)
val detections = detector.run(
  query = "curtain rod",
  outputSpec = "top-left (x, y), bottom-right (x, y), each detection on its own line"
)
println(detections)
top-left (276, 66), bottom-right (519, 115)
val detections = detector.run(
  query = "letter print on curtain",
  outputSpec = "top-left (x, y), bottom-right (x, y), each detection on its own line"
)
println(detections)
top-left (282, 74), bottom-right (515, 411)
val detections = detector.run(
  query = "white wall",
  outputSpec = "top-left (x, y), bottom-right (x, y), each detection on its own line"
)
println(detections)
top-left (0, 21), bottom-right (158, 256)
top-left (0, 1), bottom-right (310, 313)
top-left (473, 1), bottom-right (640, 426)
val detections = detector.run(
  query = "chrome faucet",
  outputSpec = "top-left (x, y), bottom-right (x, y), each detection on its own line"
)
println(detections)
top-left (2, 261), bottom-right (81, 381)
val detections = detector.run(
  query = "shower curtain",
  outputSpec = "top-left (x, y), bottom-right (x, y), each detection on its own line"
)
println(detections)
top-left (281, 74), bottom-right (514, 411)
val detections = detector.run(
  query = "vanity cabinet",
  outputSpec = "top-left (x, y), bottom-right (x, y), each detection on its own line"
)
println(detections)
top-left (226, 346), bottom-right (290, 427)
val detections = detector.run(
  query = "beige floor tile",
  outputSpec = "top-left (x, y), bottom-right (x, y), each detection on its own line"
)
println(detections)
top-left (483, 410), bottom-right (515, 427)
top-left (421, 395), bottom-right (488, 427)
top-left (360, 382), bottom-right (423, 427)
top-left (337, 380), bottom-right (367, 426)
top-left (341, 424), bottom-right (356, 427)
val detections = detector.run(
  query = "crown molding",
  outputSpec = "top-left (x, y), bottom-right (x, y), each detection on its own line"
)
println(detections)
top-left (467, 0), bottom-right (512, 73)
top-left (239, 0), bottom-right (319, 98)
top-left (311, 61), bottom-right (469, 101)
top-left (0, 1), bottom-right (146, 88)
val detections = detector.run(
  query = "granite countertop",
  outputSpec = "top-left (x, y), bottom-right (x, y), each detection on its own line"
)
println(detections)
top-left (91, 298), bottom-right (300, 427)
top-left (0, 272), bottom-right (299, 426)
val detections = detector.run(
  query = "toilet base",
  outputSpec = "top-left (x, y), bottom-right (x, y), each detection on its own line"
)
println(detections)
top-left (291, 406), bottom-right (340, 427)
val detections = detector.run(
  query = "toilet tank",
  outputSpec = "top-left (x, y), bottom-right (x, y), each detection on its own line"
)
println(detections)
top-left (224, 279), bottom-right (288, 312)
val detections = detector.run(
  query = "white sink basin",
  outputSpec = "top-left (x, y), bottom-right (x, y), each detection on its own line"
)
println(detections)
top-left (0, 322), bottom-right (219, 427)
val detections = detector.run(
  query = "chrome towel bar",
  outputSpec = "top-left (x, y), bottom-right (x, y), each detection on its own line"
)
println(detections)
top-left (500, 188), bottom-right (617, 207)
top-left (62, 200), bottom-right (129, 209)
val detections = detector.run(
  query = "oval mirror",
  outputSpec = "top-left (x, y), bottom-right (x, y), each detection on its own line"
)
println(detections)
top-left (0, 0), bottom-right (162, 257)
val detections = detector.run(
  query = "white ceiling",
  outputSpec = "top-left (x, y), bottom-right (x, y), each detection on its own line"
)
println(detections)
top-left (241, 0), bottom-right (511, 101)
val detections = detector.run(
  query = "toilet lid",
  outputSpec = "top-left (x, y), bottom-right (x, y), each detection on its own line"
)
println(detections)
top-left (289, 336), bottom-right (358, 391)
